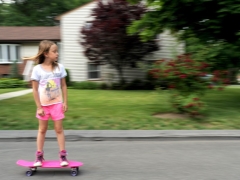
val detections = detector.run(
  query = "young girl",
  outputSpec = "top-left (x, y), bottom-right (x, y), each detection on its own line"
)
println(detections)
top-left (25, 40), bottom-right (68, 167)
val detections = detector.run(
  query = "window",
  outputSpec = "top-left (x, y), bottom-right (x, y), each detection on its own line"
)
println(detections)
top-left (16, 46), bottom-right (20, 60)
top-left (84, 21), bottom-right (92, 30)
top-left (0, 46), bottom-right (2, 60)
top-left (0, 44), bottom-right (21, 63)
top-left (88, 64), bottom-right (101, 79)
top-left (7, 45), bottom-right (10, 61)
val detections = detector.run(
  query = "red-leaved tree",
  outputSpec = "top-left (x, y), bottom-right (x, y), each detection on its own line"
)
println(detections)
top-left (81, 0), bottom-right (158, 83)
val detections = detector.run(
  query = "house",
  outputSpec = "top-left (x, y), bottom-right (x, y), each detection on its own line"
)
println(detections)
top-left (56, 0), bottom-right (185, 82)
top-left (0, 26), bottom-right (60, 78)
top-left (0, 0), bottom-right (184, 82)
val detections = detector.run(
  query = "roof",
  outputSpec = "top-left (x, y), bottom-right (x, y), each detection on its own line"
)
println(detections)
top-left (0, 26), bottom-right (60, 42)
top-left (55, 0), bottom-right (97, 20)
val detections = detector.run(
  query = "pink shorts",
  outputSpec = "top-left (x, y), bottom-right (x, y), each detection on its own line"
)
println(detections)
top-left (36, 103), bottom-right (65, 121)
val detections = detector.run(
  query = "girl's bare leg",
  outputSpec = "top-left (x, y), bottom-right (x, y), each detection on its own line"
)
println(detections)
top-left (54, 119), bottom-right (66, 151)
top-left (37, 120), bottom-right (48, 152)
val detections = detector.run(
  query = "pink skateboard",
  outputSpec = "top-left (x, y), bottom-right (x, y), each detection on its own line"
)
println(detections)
top-left (16, 160), bottom-right (83, 176)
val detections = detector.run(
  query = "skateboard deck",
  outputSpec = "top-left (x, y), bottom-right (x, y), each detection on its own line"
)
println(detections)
top-left (16, 160), bottom-right (83, 176)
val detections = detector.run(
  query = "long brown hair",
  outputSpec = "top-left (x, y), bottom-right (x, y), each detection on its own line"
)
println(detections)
top-left (23, 40), bottom-right (58, 70)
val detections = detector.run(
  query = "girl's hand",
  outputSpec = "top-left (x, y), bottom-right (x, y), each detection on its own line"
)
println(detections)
top-left (63, 103), bottom-right (68, 112)
top-left (37, 108), bottom-right (45, 116)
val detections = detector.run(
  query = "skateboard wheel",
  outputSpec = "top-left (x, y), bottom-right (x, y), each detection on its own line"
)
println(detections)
top-left (31, 168), bottom-right (37, 171)
top-left (26, 170), bottom-right (33, 176)
top-left (71, 170), bottom-right (78, 176)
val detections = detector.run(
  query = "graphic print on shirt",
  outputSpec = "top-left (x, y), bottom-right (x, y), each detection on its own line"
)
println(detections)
top-left (45, 79), bottom-right (60, 101)
top-left (39, 78), bottom-right (62, 106)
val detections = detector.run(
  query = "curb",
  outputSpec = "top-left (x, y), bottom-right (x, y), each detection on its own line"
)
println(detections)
top-left (1, 130), bottom-right (240, 141)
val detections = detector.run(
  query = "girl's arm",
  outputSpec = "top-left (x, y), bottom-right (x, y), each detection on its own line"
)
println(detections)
top-left (61, 77), bottom-right (68, 112)
top-left (32, 80), bottom-right (45, 116)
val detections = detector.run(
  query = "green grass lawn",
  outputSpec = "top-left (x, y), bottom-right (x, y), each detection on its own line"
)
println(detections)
top-left (0, 88), bottom-right (240, 130)
top-left (0, 88), bottom-right (27, 94)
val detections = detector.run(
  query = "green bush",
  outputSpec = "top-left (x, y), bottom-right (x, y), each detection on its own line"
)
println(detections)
top-left (170, 94), bottom-right (206, 115)
top-left (71, 81), bottom-right (101, 90)
top-left (99, 82), bottom-right (109, 90)
top-left (65, 69), bottom-right (71, 86)
top-left (110, 82), bottom-right (124, 90)
top-left (142, 80), bottom-right (156, 90)
top-left (70, 79), bottom-right (157, 91)
top-left (108, 79), bottom-right (156, 90)
top-left (124, 79), bottom-right (143, 90)
top-left (150, 54), bottom-right (230, 115)
top-left (0, 78), bottom-right (28, 88)
top-left (10, 60), bottom-right (19, 79)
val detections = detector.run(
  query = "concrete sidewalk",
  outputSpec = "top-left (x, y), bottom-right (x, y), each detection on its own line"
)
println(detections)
top-left (0, 89), bottom-right (32, 100)
top-left (1, 130), bottom-right (240, 141)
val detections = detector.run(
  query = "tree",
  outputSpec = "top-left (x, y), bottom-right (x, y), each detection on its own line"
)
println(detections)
top-left (127, 0), bottom-right (240, 76)
top-left (0, 0), bottom-right (91, 26)
top-left (10, 60), bottom-right (20, 79)
top-left (81, 0), bottom-right (158, 83)
top-left (0, 2), bottom-right (30, 26)
top-left (128, 0), bottom-right (240, 43)
top-left (185, 36), bottom-right (240, 82)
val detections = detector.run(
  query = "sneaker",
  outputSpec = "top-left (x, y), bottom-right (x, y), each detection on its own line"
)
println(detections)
top-left (59, 150), bottom-right (69, 166)
top-left (33, 151), bottom-right (44, 167)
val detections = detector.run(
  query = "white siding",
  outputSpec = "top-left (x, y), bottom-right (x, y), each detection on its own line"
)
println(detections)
top-left (21, 43), bottom-right (39, 58)
top-left (61, 2), bottom-right (97, 82)
top-left (21, 43), bottom-right (39, 80)
top-left (101, 65), bottom-right (145, 83)
top-left (61, 1), bottom-right (185, 82)
top-left (150, 31), bottom-right (185, 60)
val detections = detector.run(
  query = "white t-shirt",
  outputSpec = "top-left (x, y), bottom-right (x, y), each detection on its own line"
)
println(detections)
top-left (31, 63), bottom-right (67, 106)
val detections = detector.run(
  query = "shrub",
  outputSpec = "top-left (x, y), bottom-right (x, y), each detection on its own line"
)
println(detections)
top-left (170, 94), bottom-right (206, 115)
top-left (0, 78), bottom-right (28, 88)
top-left (10, 60), bottom-right (18, 79)
top-left (142, 80), bottom-right (155, 90)
top-left (110, 82), bottom-right (124, 90)
top-left (108, 79), bottom-right (156, 90)
top-left (145, 72), bottom-right (168, 90)
top-left (10, 60), bottom-right (22, 79)
top-left (71, 81), bottom-right (101, 90)
top-left (124, 79), bottom-right (143, 90)
top-left (149, 54), bottom-right (230, 115)
top-left (99, 82), bottom-right (109, 90)
top-left (65, 69), bottom-right (71, 86)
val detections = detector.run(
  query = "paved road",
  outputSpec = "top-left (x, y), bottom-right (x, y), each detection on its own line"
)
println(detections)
top-left (2, 140), bottom-right (240, 180)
